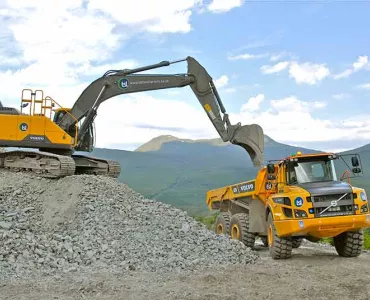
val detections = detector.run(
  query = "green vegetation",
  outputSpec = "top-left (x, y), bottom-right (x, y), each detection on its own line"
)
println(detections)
top-left (194, 213), bottom-right (218, 230)
top-left (365, 230), bottom-right (370, 249)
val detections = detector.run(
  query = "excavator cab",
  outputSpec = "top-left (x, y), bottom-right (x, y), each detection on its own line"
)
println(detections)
top-left (53, 108), bottom-right (95, 152)
top-left (53, 108), bottom-right (68, 123)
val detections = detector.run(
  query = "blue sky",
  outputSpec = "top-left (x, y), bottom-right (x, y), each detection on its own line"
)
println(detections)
top-left (1, 0), bottom-right (370, 152)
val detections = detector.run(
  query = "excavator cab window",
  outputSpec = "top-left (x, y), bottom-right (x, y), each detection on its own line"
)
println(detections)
top-left (53, 110), bottom-right (66, 124)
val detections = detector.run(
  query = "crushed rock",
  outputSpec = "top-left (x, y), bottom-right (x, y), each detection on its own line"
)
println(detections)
top-left (0, 170), bottom-right (258, 279)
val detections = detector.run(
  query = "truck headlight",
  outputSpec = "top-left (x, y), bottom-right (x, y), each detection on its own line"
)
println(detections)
top-left (361, 204), bottom-right (369, 213)
top-left (360, 191), bottom-right (367, 201)
top-left (294, 209), bottom-right (308, 218)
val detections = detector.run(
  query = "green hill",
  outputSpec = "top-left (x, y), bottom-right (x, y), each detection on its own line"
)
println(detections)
top-left (78, 134), bottom-right (370, 216)
top-left (86, 134), bottom-right (337, 216)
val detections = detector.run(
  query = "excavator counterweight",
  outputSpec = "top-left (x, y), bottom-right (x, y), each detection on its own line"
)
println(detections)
top-left (0, 56), bottom-right (264, 178)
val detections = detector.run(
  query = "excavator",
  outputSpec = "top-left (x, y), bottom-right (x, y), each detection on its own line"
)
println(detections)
top-left (0, 56), bottom-right (264, 178)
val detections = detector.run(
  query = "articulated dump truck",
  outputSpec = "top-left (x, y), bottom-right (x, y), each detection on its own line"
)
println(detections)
top-left (206, 151), bottom-right (370, 259)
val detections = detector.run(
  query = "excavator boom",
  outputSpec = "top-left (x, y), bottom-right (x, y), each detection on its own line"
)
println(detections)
top-left (58, 56), bottom-right (264, 167)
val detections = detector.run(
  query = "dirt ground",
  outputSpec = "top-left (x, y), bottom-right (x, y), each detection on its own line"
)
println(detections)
top-left (2, 241), bottom-right (370, 300)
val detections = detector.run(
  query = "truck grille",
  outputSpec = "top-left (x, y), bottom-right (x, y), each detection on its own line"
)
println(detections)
top-left (310, 193), bottom-right (354, 217)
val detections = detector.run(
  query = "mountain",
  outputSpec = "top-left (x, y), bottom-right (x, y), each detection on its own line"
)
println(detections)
top-left (135, 135), bottom-right (229, 152)
top-left (87, 135), bottom-right (332, 216)
top-left (334, 143), bottom-right (370, 190)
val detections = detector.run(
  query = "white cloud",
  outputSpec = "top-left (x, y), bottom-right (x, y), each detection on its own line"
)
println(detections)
top-left (94, 93), bottom-right (217, 147)
top-left (241, 94), bottom-right (264, 112)
top-left (288, 62), bottom-right (330, 85)
top-left (228, 52), bottom-right (268, 60)
top-left (260, 61), bottom-right (290, 74)
top-left (88, 0), bottom-right (203, 33)
top-left (6, 3), bottom-right (121, 65)
top-left (259, 55), bottom-right (330, 85)
top-left (214, 75), bottom-right (229, 88)
top-left (207, 0), bottom-right (245, 13)
top-left (75, 60), bottom-right (139, 76)
top-left (353, 55), bottom-right (368, 70)
top-left (333, 55), bottom-right (369, 79)
top-left (357, 83), bottom-right (370, 90)
top-left (270, 96), bottom-right (326, 113)
top-left (332, 93), bottom-right (350, 100)
top-left (269, 51), bottom-right (291, 62)
top-left (227, 96), bottom-right (363, 146)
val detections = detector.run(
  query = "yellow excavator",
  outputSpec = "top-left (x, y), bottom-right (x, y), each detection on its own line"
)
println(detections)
top-left (0, 57), bottom-right (264, 178)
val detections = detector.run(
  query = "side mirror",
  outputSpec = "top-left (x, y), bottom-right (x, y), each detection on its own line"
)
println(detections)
top-left (352, 156), bottom-right (359, 167)
top-left (352, 167), bottom-right (362, 174)
top-left (267, 163), bottom-right (275, 174)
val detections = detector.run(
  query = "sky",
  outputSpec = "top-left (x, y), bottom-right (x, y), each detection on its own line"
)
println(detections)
top-left (1, 0), bottom-right (370, 153)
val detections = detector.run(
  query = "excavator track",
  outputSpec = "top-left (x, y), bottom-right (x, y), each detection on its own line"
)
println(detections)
top-left (71, 154), bottom-right (121, 178)
top-left (0, 150), bottom-right (76, 178)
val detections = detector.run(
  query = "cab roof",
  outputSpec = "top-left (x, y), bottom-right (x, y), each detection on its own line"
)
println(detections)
top-left (270, 151), bottom-right (337, 164)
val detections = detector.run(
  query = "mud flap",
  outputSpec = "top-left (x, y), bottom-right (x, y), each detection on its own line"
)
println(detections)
top-left (249, 198), bottom-right (267, 234)
top-left (231, 124), bottom-right (264, 168)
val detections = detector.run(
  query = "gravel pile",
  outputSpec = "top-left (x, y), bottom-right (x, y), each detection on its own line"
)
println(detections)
top-left (0, 170), bottom-right (258, 279)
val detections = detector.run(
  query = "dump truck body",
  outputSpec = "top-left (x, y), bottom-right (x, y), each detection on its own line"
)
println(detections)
top-left (207, 151), bottom-right (370, 259)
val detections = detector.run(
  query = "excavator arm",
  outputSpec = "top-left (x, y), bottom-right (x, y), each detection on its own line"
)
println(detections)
top-left (58, 57), bottom-right (264, 167)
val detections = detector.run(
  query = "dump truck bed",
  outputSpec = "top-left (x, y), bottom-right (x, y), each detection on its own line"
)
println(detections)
top-left (206, 168), bottom-right (271, 210)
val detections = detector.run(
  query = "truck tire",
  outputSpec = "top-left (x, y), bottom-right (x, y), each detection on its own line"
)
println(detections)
top-left (267, 212), bottom-right (292, 259)
top-left (230, 213), bottom-right (255, 248)
top-left (292, 237), bottom-right (303, 249)
top-left (333, 230), bottom-right (364, 257)
top-left (215, 212), bottom-right (230, 235)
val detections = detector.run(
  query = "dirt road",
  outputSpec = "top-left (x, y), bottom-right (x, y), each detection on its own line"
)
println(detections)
top-left (2, 240), bottom-right (370, 300)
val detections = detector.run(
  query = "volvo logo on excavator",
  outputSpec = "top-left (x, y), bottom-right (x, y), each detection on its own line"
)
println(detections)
top-left (118, 78), bottom-right (129, 89)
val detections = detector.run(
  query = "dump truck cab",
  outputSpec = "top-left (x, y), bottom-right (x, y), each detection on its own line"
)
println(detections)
top-left (207, 151), bottom-right (370, 259)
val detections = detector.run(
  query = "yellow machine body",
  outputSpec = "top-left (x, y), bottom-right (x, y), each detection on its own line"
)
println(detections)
top-left (0, 113), bottom-right (74, 148)
top-left (0, 90), bottom-right (75, 150)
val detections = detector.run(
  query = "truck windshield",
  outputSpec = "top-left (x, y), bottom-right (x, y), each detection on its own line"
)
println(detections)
top-left (287, 158), bottom-right (337, 184)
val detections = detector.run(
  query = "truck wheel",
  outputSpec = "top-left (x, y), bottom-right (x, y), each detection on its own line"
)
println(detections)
top-left (230, 213), bottom-right (255, 248)
top-left (267, 213), bottom-right (292, 259)
top-left (333, 230), bottom-right (364, 257)
top-left (215, 212), bottom-right (231, 235)
top-left (292, 237), bottom-right (303, 249)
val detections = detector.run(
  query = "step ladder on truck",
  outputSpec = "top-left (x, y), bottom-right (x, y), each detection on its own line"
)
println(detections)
top-left (206, 151), bottom-right (370, 259)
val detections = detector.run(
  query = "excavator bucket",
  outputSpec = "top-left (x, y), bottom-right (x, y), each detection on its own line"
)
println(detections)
top-left (231, 124), bottom-right (264, 168)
